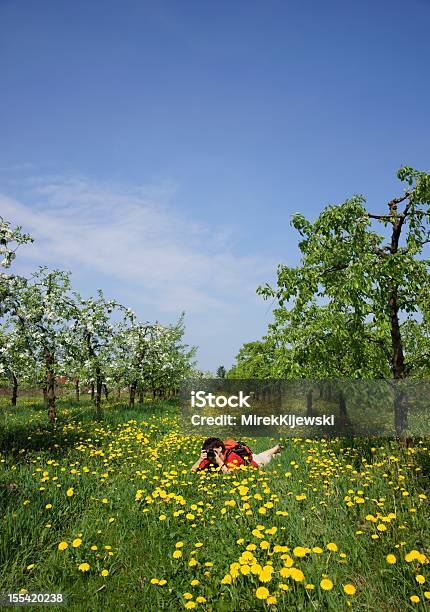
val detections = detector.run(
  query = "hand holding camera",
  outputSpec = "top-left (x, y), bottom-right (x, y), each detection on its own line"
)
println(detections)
top-left (203, 447), bottom-right (224, 466)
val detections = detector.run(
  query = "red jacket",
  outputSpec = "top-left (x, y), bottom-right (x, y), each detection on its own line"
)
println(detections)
top-left (199, 450), bottom-right (259, 470)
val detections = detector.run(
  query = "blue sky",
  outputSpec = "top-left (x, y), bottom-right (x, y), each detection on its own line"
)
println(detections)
top-left (1, 0), bottom-right (429, 370)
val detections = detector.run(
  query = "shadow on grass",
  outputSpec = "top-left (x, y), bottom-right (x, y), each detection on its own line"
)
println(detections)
top-left (0, 421), bottom-right (92, 456)
top-left (0, 397), bottom-right (180, 457)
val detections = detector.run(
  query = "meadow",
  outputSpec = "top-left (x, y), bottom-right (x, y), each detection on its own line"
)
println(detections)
top-left (0, 397), bottom-right (429, 611)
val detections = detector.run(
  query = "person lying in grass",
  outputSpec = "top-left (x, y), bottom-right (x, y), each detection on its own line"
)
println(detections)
top-left (191, 437), bottom-right (282, 473)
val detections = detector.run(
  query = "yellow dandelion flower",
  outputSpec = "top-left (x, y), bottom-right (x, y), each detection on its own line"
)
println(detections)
top-left (255, 586), bottom-right (269, 600)
top-left (259, 570), bottom-right (273, 583)
top-left (78, 563), bottom-right (90, 572)
top-left (320, 578), bottom-right (334, 591)
top-left (58, 541), bottom-right (68, 551)
top-left (72, 538), bottom-right (82, 548)
top-left (344, 584), bottom-right (356, 595)
top-left (251, 563), bottom-right (263, 575)
top-left (291, 568), bottom-right (305, 582)
top-left (293, 546), bottom-right (310, 557)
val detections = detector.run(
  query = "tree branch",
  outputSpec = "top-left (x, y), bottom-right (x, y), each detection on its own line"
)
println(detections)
top-left (321, 263), bottom-right (349, 274)
top-left (368, 191), bottom-right (413, 220)
top-left (362, 332), bottom-right (392, 361)
top-left (368, 213), bottom-right (392, 220)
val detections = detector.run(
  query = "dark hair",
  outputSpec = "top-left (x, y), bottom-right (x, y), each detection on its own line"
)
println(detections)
top-left (202, 437), bottom-right (225, 453)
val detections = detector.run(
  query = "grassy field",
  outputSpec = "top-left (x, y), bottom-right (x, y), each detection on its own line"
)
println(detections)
top-left (0, 398), bottom-right (429, 611)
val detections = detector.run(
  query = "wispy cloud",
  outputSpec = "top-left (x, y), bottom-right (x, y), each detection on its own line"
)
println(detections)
top-left (0, 175), bottom-right (276, 332)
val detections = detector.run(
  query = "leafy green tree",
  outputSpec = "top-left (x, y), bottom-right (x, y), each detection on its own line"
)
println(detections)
top-left (216, 365), bottom-right (226, 378)
top-left (228, 338), bottom-right (278, 379)
top-left (258, 167), bottom-right (430, 434)
top-left (401, 312), bottom-right (430, 378)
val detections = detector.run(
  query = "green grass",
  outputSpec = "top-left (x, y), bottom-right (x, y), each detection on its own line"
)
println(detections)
top-left (0, 397), bottom-right (429, 611)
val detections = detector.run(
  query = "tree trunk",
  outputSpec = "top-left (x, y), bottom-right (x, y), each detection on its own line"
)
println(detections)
top-left (90, 382), bottom-right (95, 401)
top-left (394, 386), bottom-right (407, 436)
top-left (306, 389), bottom-right (313, 417)
top-left (42, 384), bottom-right (48, 404)
top-left (138, 388), bottom-right (144, 403)
top-left (104, 384), bottom-right (109, 400)
top-left (152, 387), bottom-right (156, 400)
top-left (389, 215), bottom-right (408, 434)
top-left (117, 387), bottom-right (121, 399)
top-left (338, 391), bottom-right (347, 419)
top-left (11, 374), bottom-right (18, 406)
top-left (75, 379), bottom-right (80, 402)
top-left (129, 381), bottom-right (137, 407)
top-left (45, 350), bottom-right (56, 424)
top-left (95, 368), bottom-right (102, 415)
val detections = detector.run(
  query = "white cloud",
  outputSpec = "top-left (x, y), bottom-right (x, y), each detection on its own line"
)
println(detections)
top-left (0, 175), bottom-right (276, 322)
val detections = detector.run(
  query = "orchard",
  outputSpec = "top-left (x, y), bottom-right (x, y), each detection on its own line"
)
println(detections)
top-left (0, 167), bottom-right (429, 610)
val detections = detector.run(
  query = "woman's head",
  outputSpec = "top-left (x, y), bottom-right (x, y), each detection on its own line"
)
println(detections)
top-left (202, 437), bottom-right (225, 459)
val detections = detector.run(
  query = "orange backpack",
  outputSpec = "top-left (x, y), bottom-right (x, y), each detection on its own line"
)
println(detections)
top-left (223, 439), bottom-right (254, 465)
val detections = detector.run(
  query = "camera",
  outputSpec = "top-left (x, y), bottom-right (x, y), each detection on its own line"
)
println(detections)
top-left (206, 449), bottom-right (215, 460)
